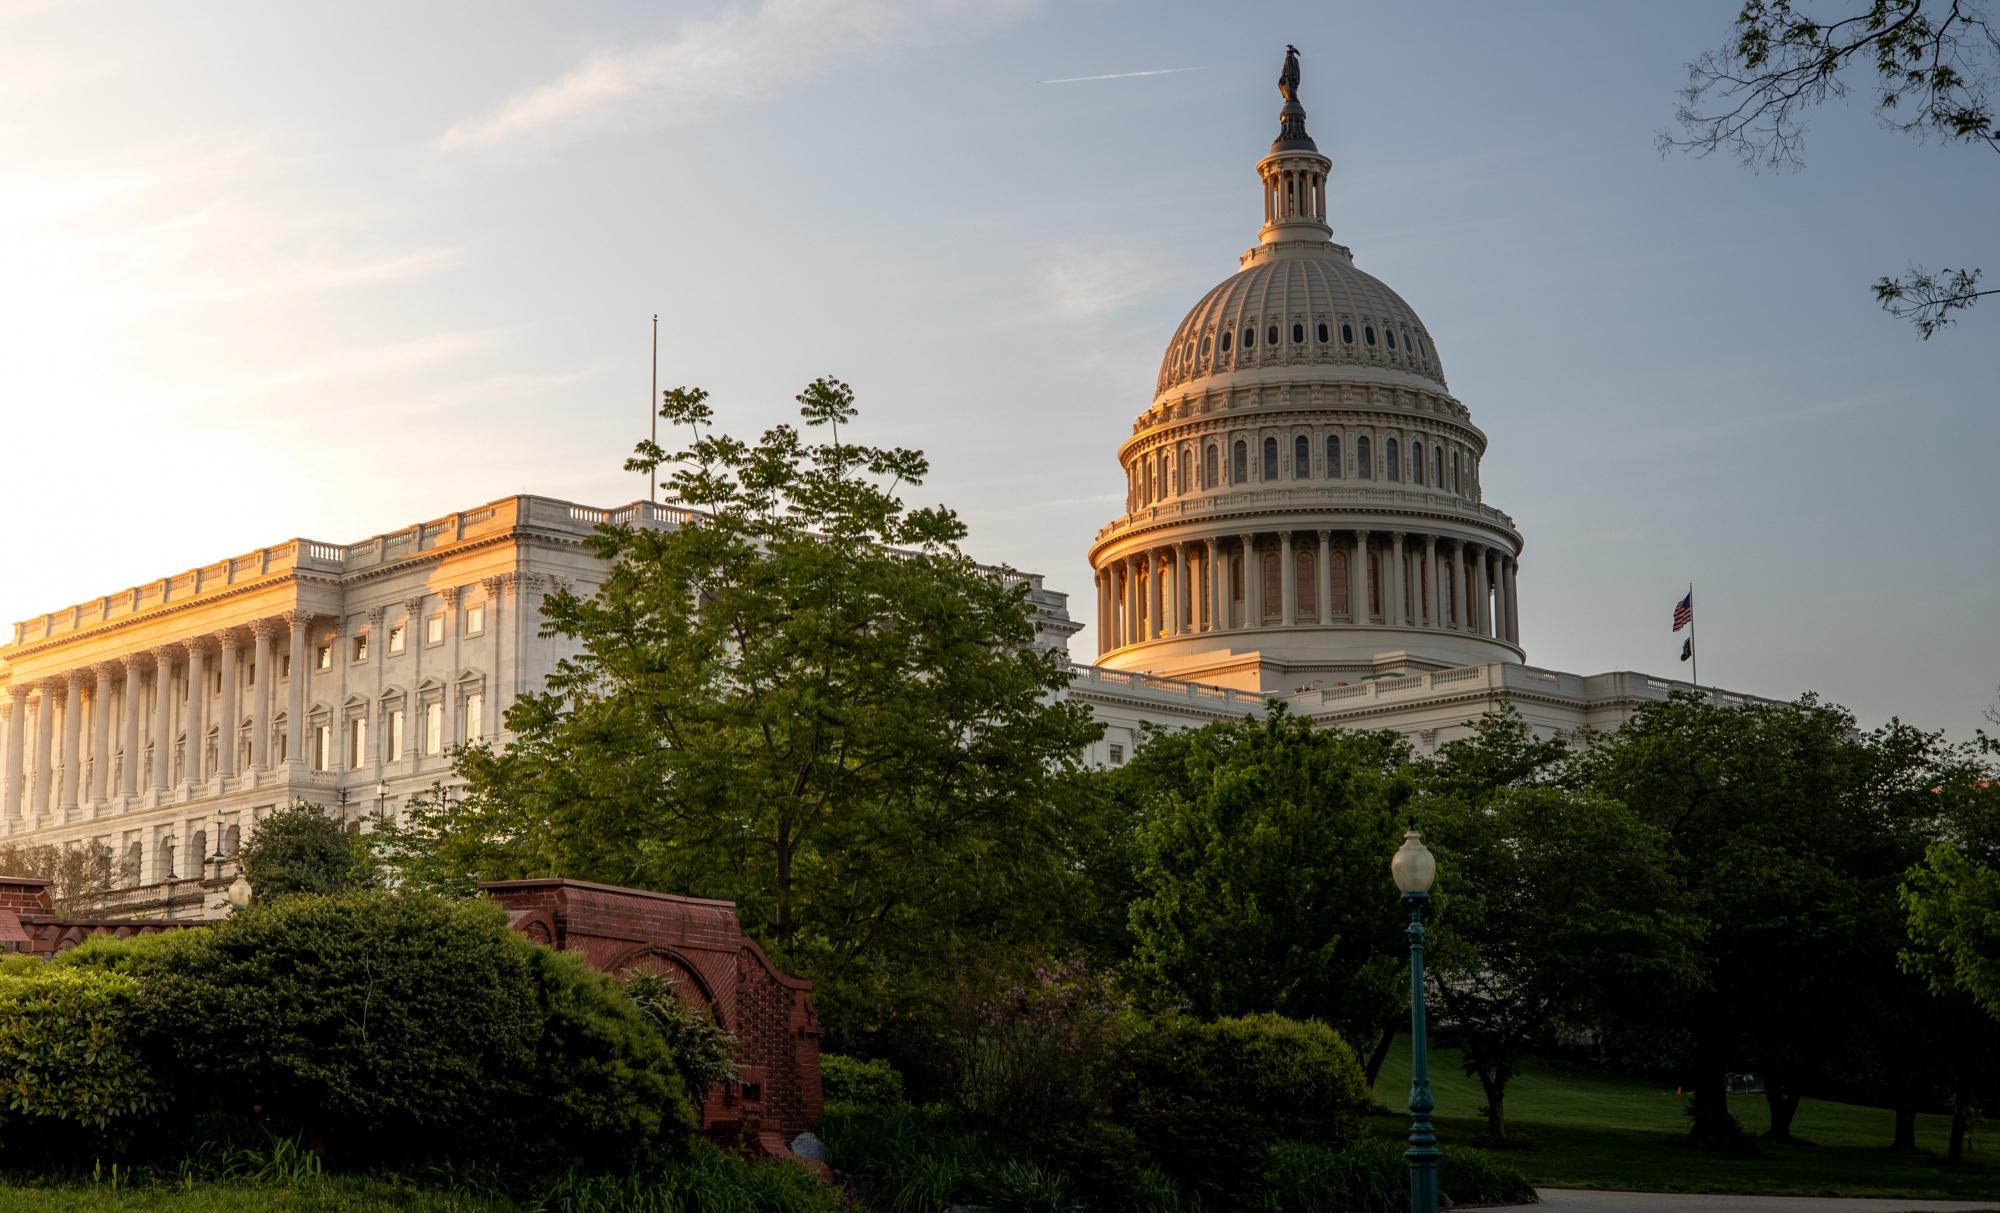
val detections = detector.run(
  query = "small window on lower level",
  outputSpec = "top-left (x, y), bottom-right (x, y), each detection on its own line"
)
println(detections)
top-left (1108, 743), bottom-right (1125, 765)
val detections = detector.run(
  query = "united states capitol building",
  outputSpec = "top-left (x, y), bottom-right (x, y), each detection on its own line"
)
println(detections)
top-left (0, 58), bottom-right (1766, 914)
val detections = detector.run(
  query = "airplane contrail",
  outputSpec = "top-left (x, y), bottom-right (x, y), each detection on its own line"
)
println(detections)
top-left (1040, 67), bottom-right (1203, 85)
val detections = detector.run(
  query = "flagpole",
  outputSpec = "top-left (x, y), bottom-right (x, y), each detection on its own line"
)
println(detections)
top-left (648, 313), bottom-right (658, 506)
top-left (1689, 581), bottom-right (1699, 693)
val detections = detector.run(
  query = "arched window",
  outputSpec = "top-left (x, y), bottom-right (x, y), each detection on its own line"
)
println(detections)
top-left (1220, 329), bottom-right (1232, 353)
top-left (1144, 461), bottom-right (1155, 505)
top-left (1327, 434), bottom-right (1342, 478)
top-left (1317, 322), bottom-right (1330, 343)
top-left (1267, 324), bottom-right (1279, 346)
top-left (1412, 441), bottom-right (1425, 485)
top-left (1386, 329), bottom-right (1398, 350)
top-left (1364, 325), bottom-right (1377, 346)
top-left (1205, 443), bottom-right (1219, 487)
top-left (1330, 551), bottom-right (1350, 616)
top-left (1291, 322), bottom-right (1305, 344)
top-left (1341, 323), bottom-right (1354, 344)
top-left (1200, 333), bottom-right (1211, 356)
top-left (1369, 552), bottom-right (1383, 618)
top-left (1262, 437), bottom-right (1278, 481)
top-left (1451, 450), bottom-right (1460, 493)
top-left (1261, 553), bottom-right (1282, 622)
top-left (1432, 446), bottom-right (1442, 487)
top-left (1297, 550), bottom-right (1317, 618)
top-left (1356, 435), bottom-right (1373, 480)
top-left (1293, 435), bottom-right (1309, 478)
top-left (1243, 325), bottom-right (1255, 349)
top-left (1385, 438), bottom-right (1400, 482)
top-left (1179, 449), bottom-right (1192, 494)
top-left (1232, 440), bottom-right (1248, 483)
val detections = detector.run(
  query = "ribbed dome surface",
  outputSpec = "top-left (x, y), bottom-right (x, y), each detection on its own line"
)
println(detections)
top-left (1154, 247), bottom-right (1445, 397)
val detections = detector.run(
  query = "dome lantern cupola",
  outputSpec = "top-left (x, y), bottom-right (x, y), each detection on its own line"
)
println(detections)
top-left (1258, 45), bottom-right (1333, 248)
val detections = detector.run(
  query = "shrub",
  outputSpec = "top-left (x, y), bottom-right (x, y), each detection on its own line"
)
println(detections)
top-left (622, 971), bottom-right (738, 1104)
top-left (818, 1052), bottom-right (906, 1105)
top-left (1115, 1013), bottom-right (1371, 1205)
top-left (1021, 1119), bottom-right (1149, 1212)
top-left (239, 801), bottom-right (377, 899)
top-left (948, 958), bottom-right (1137, 1136)
top-left (523, 1141), bottom-right (843, 1212)
top-left (0, 965), bottom-right (163, 1158)
top-left (1262, 1138), bottom-right (1537, 1213)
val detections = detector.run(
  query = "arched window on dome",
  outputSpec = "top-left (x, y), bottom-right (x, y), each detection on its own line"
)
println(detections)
top-left (1317, 321), bottom-right (1330, 343)
top-left (1364, 325), bottom-right (1377, 346)
top-left (1432, 446), bottom-right (1443, 487)
top-left (1201, 333), bottom-right (1212, 358)
top-left (1327, 434), bottom-right (1342, 479)
top-left (1291, 322), bottom-right (1305, 345)
top-left (1262, 437), bottom-right (1278, 481)
top-left (1451, 450), bottom-right (1460, 494)
top-left (1293, 435), bottom-right (1309, 478)
top-left (1386, 329), bottom-right (1398, 350)
top-left (1412, 441), bottom-right (1426, 485)
top-left (1330, 550), bottom-right (1350, 617)
top-left (1158, 450), bottom-right (1169, 496)
top-left (1205, 444), bottom-right (1219, 488)
top-left (1243, 325), bottom-right (1255, 349)
top-left (1261, 553), bottom-right (1282, 623)
top-left (1179, 448), bottom-right (1192, 495)
top-left (1297, 550), bottom-right (1317, 619)
top-left (1385, 438), bottom-right (1400, 482)
top-left (1356, 435), bottom-right (1373, 480)
top-left (1341, 323), bottom-right (1354, 344)
top-left (1232, 440), bottom-right (1247, 484)
top-left (1267, 324), bottom-right (1279, 346)
top-left (1220, 329), bottom-right (1232, 354)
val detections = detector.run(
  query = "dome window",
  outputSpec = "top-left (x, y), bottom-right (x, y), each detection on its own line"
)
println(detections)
top-left (1386, 330), bottom-right (1397, 350)
top-left (1327, 434), bottom-right (1342, 479)
top-left (1291, 323), bottom-right (1304, 344)
top-left (1356, 436), bottom-right (1373, 480)
top-left (1221, 330), bottom-right (1232, 353)
top-left (1267, 325), bottom-right (1279, 346)
top-left (1293, 434), bottom-right (1309, 478)
top-left (1201, 333), bottom-right (1212, 356)
top-left (1364, 326), bottom-right (1377, 346)
top-left (1341, 323), bottom-right (1354, 344)
top-left (1317, 322), bottom-right (1329, 343)
top-left (1262, 437), bottom-right (1279, 481)
top-left (1232, 440), bottom-right (1248, 484)
top-left (1385, 438), bottom-right (1400, 482)
top-left (1243, 326), bottom-right (1255, 349)
top-left (1204, 444), bottom-right (1219, 487)
top-left (1412, 441), bottom-right (1426, 486)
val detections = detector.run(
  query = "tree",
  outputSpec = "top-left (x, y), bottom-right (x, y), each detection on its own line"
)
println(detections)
top-left (0, 841), bottom-right (117, 915)
top-left (1904, 784), bottom-right (2000, 1022)
top-left (1416, 712), bottom-right (1696, 1144)
top-left (379, 379), bottom-right (1100, 1040)
top-left (240, 801), bottom-right (378, 900)
top-left (1667, 0), bottom-right (2000, 336)
top-left (1116, 706), bottom-right (1414, 1079)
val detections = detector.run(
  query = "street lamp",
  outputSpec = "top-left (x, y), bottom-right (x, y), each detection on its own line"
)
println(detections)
top-left (1391, 828), bottom-right (1440, 1213)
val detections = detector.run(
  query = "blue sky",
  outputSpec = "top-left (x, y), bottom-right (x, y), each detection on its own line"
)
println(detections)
top-left (1, 1), bottom-right (1994, 739)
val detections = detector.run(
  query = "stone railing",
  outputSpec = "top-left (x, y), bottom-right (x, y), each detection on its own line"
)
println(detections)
top-left (1067, 663), bottom-right (1265, 707)
top-left (1093, 484), bottom-right (1517, 543)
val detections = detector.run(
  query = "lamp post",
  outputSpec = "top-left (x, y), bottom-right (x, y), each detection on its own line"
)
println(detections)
top-left (1391, 828), bottom-right (1439, 1213)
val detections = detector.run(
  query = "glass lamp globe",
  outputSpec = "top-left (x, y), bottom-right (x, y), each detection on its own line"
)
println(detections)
top-left (1391, 829), bottom-right (1436, 895)
top-left (226, 875), bottom-right (253, 911)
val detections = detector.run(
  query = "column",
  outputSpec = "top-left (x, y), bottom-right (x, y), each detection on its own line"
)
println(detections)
top-left (1490, 555), bottom-right (1509, 644)
top-left (216, 631), bottom-right (239, 779)
top-left (1350, 530), bottom-right (1369, 624)
top-left (1280, 532), bottom-right (1296, 626)
top-left (183, 638), bottom-right (207, 787)
top-left (1473, 546), bottom-right (1491, 637)
top-left (250, 620), bottom-right (276, 770)
top-left (1204, 538), bottom-right (1221, 631)
top-left (1316, 531), bottom-right (1332, 624)
top-left (1505, 558), bottom-right (1521, 644)
top-left (1176, 544), bottom-right (1192, 635)
top-left (149, 648), bottom-right (174, 790)
top-left (3, 687), bottom-right (25, 821)
top-left (1426, 536), bottom-right (1441, 629)
top-left (120, 658), bottom-right (142, 795)
top-left (1453, 543), bottom-right (1470, 631)
top-left (32, 682), bottom-right (55, 818)
top-left (58, 674), bottom-right (83, 814)
top-left (1240, 533), bottom-right (1259, 625)
top-left (1390, 533), bottom-right (1407, 627)
top-left (1147, 550), bottom-right (1164, 641)
top-left (89, 664), bottom-right (114, 804)
top-left (285, 611), bottom-right (309, 765)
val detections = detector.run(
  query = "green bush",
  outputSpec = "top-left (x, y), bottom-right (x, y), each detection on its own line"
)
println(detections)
top-left (623, 971), bottom-right (738, 1104)
top-left (238, 800), bottom-right (377, 899)
top-left (0, 965), bottom-right (163, 1156)
top-left (1116, 1013), bottom-right (1370, 1205)
top-left (1021, 1119), bottom-right (1148, 1212)
top-left (1262, 1138), bottom-right (1537, 1213)
top-left (818, 1052), bottom-right (906, 1105)
top-left (519, 1141), bottom-right (842, 1212)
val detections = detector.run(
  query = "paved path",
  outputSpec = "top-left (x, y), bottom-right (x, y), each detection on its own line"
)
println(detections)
top-left (1481, 1190), bottom-right (1999, 1213)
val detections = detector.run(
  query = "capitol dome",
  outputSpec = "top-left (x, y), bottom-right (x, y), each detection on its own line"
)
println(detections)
top-left (1088, 47), bottom-right (1523, 694)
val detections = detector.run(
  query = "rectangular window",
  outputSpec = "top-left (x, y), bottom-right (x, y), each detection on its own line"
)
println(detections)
top-left (465, 603), bottom-right (485, 636)
top-left (315, 644), bottom-right (333, 670)
top-left (280, 654), bottom-right (290, 679)
top-left (388, 624), bottom-right (406, 655)
top-left (348, 717), bottom-right (368, 769)
top-left (276, 731), bottom-right (288, 763)
top-left (464, 692), bottom-right (484, 741)
top-left (353, 634), bottom-right (369, 663)
top-left (1108, 743), bottom-right (1125, 765)
top-left (387, 708), bottom-right (405, 760)
top-left (311, 723), bottom-right (331, 772)
top-left (424, 702), bottom-right (443, 756)
top-left (426, 614), bottom-right (444, 646)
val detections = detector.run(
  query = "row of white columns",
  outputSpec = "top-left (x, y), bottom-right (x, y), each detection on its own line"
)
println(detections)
top-left (1096, 529), bottom-right (1520, 655)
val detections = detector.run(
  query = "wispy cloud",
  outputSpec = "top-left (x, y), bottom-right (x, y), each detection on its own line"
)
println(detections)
top-left (1039, 249), bottom-right (1163, 322)
top-left (440, 0), bottom-right (1036, 152)
top-left (1040, 67), bottom-right (1201, 85)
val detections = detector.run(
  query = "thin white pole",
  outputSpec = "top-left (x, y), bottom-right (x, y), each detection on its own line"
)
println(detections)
top-left (1689, 581), bottom-right (1699, 692)
top-left (648, 314), bottom-right (658, 506)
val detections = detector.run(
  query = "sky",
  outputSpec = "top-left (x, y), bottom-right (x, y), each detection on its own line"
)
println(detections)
top-left (1, 0), bottom-right (1994, 740)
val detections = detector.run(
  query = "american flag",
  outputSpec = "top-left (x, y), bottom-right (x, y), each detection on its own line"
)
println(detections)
top-left (1672, 591), bottom-right (1693, 633)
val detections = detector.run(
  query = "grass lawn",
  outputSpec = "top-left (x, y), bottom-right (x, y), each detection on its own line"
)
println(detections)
top-left (1372, 1042), bottom-right (1998, 1200)
top-left (0, 1177), bottom-right (508, 1212)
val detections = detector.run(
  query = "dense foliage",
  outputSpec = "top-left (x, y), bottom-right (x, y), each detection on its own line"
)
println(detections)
top-left (621, 971), bottom-right (739, 1104)
top-left (0, 841), bottom-right (117, 915)
top-left (238, 801), bottom-right (377, 899)
top-left (817, 1053), bottom-right (906, 1106)
top-left (0, 964), bottom-right (162, 1155)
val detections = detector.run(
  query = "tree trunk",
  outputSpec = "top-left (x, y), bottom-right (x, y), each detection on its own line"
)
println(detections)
top-left (1947, 1082), bottom-right (1970, 1165)
top-left (1364, 1020), bottom-right (1398, 1087)
top-left (1686, 1035), bottom-right (1739, 1148)
top-left (1762, 1087), bottom-right (1802, 1142)
top-left (1477, 1068), bottom-right (1509, 1144)
top-left (1891, 1103), bottom-right (1918, 1152)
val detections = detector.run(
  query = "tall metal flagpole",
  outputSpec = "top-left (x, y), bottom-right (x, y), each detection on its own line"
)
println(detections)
top-left (648, 314), bottom-right (658, 506)
top-left (1689, 581), bottom-right (1698, 691)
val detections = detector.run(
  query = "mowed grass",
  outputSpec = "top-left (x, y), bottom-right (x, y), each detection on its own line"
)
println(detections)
top-left (0, 1177), bottom-right (505, 1212)
top-left (1372, 1042), bottom-right (1999, 1200)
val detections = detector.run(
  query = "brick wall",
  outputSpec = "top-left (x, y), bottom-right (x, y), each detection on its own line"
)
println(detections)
top-left (0, 873), bottom-right (190, 956)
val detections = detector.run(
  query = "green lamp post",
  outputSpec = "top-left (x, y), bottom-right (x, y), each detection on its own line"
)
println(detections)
top-left (1392, 828), bottom-right (1440, 1213)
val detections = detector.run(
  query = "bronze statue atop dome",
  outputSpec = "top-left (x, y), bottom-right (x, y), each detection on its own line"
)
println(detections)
top-left (1279, 44), bottom-right (1301, 102)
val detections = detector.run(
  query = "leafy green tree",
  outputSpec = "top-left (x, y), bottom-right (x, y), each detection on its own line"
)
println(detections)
top-left (1904, 781), bottom-right (2000, 1022)
top-left (1117, 706), bottom-right (1412, 1077)
top-left (379, 379), bottom-right (1100, 1040)
top-left (1416, 712), bottom-right (1696, 1144)
top-left (240, 801), bottom-right (377, 900)
top-left (0, 840), bottom-right (116, 914)
top-left (1667, 0), bottom-right (2000, 336)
